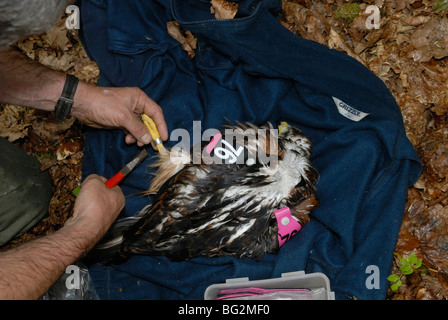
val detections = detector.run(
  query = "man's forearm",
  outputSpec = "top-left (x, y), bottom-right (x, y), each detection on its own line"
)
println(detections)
top-left (0, 174), bottom-right (124, 300)
top-left (0, 47), bottom-right (168, 145)
top-left (0, 48), bottom-right (65, 111)
top-left (0, 223), bottom-right (93, 300)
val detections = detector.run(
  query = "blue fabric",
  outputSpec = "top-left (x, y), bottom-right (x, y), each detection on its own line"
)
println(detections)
top-left (79, 0), bottom-right (422, 300)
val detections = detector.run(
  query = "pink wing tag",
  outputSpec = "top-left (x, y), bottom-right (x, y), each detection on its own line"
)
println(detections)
top-left (274, 207), bottom-right (302, 247)
top-left (206, 133), bottom-right (222, 155)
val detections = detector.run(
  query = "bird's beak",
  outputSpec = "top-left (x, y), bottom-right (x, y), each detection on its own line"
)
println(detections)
top-left (278, 122), bottom-right (289, 135)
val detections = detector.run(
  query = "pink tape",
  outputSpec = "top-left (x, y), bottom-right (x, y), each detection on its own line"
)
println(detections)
top-left (216, 287), bottom-right (311, 300)
top-left (274, 207), bottom-right (302, 247)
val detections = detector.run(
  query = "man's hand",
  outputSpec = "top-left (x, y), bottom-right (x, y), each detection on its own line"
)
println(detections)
top-left (65, 174), bottom-right (125, 248)
top-left (0, 174), bottom-right (125, 300)
top-left (72, 83), bottom-right (168, 147)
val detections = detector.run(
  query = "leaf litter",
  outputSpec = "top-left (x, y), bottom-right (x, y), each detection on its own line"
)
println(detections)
top-left (1, 1), bottom-right (448, 299)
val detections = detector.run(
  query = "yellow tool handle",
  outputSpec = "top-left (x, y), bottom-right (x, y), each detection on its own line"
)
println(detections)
top-left (141, 114), bottom-right (165, 152)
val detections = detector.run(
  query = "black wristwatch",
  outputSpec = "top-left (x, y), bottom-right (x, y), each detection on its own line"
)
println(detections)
top-left (54, 74), bottom-right (79, 121)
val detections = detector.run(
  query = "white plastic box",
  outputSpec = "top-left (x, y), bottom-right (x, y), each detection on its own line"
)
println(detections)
top-left (204, 270), bottom-right (335, 300)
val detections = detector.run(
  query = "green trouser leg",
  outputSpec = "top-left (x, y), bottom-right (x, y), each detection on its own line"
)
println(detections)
top-left (0, 137), bottom-right (53, 246)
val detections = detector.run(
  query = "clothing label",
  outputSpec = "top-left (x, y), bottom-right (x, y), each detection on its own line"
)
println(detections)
top-left (332, 97), bottom-right (369, 122)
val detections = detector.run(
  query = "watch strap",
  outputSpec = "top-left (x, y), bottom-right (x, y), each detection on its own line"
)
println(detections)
top-left (54, 74), bottom-right (79, 121)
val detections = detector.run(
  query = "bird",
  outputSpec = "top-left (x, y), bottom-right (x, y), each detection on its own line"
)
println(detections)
top-left (85, 122), bottom-right (319, 264)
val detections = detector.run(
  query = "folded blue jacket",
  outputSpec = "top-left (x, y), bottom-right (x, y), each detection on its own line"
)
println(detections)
top-left (79, 0), bottom-right (422, 299)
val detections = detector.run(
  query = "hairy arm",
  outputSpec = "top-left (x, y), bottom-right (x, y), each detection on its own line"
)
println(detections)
top-left (0, 48), bottom-right (65, 111)
top-left (0, 221), bottom-right (96, 300)
top-left (0, 175), bottom-right (124, 300)
top-left (0, 48), bottom-right (168, 145)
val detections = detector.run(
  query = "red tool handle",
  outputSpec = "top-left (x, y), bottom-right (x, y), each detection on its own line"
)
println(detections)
top-left (105, 171), bottom-right (125, 188)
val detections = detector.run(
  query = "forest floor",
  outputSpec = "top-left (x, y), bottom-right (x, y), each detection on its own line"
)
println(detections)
top-left (0, 0), bottom-right (447, 300)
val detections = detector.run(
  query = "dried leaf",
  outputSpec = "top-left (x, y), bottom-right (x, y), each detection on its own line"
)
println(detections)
top-left (167, 21), bottom-right (198, 59)
top-left (38, 51), bottom-right (75, 72)
top-left (328, 28), bottom-right (366, 66)
top-left (42, 18), bottom-right (71, 51)
top-left (410, 16), bottom-right (448, 62)
top-left (0, 105), bottom-right (37, 142)
top-left (210, 0), bottom-right (238, 20)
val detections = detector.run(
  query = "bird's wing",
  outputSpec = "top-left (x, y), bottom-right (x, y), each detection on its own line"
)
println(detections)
top-left (121, 162), bottom-right (278, 260)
